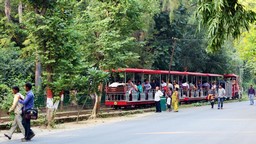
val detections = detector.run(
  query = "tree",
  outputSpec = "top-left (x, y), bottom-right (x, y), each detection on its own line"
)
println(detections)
top-left (196, 0), bottom-right (256, 51)
top-left (76, 0), bottom-right (159, 118)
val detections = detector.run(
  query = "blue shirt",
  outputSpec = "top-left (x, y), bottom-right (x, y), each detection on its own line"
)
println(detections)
top-left (248, 88), bottom-right (255, 95)
top-left (19, 90), bottom-right (34, 110)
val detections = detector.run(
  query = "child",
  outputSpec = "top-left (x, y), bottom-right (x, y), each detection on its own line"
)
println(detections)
top-left (208, 91), bottom-right (215, 109)
top-left (167, 96), bottom-right (171, 112)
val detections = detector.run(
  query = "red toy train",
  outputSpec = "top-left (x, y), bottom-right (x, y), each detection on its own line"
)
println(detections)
top-left (105, 68), bottom-right (240, 109)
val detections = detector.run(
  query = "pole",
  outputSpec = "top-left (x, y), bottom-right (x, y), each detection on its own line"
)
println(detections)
top-left (168, 37), bottom-right (177, 84)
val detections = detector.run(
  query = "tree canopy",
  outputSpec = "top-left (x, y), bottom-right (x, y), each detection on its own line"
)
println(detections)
top-left (0, 0), bottom-right (254, 112)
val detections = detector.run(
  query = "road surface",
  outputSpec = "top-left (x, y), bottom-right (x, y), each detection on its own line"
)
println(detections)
top-left (1, 101), bottom-right (256, 144)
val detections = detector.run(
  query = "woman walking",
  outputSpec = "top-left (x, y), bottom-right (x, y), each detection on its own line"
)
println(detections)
top-left (172, 88), bottom-right (179, 112)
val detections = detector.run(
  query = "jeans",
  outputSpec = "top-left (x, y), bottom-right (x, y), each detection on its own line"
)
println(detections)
top-left (249, 94), bottom-right (254, 105)
top-left (218, 97), bottom-right (224, 108)
top-left (22, 111), bottom-right (34, 140)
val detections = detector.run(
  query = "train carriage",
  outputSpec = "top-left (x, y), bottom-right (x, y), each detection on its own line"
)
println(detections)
top-left (105, 68), bottom-right (160, 108)
top-left (105, 68), bottom-right (238, 108)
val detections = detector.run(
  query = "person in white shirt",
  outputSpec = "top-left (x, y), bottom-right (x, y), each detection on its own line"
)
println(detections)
top-left (166, 96), bottom-right (171, 112)
top-left (154, 86), bottom-right (163, 112)
top-left (161, 80), bottom-right (167, 90)
top-left (211, 82), bottom-right (217, 95)
top-left (168, 81), bottom-right (173, 90)
top-left (217, 85), bottom-right (226, 109)
top-left (4, 86), bottom-right (25, 140)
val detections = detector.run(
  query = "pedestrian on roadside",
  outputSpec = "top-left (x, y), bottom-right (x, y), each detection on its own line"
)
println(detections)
top-left (248, 85), bottom-right (255, 105)
top-left (19, 83), bottom-right (35, 142)
top-left (172, 87), bottom-right (179, 112)
top-left (166, 95), bottom-right (171, 112)
top-left (208, 90), bottom-right (215, 109)
top-left (165, 87), bottom-right (172, 108)
top-left (154, 86), bottom-right (163, 113)
top-left (4, 86), bottom-right (25, 140)
top-left (217, 85), bottom-right (226, 109)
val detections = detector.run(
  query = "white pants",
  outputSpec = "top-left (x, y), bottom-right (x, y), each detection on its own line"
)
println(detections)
top-left (249, 94), bottom-right (254, 105)
top-left (6, 114), bottom-right (25, 138)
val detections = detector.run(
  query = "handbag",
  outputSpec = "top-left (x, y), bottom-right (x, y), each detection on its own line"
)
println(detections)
top-left (24, 109), bottom-right (38, 120)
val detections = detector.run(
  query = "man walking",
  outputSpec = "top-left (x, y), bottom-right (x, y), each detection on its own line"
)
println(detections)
top-left (154, 86), bottom-right (163, 112)
top-left (217, 85), bottom-right (226, 109)
top-left (4, 86), bottom-right (25, 140)
top-left (19, 83), bottom-right (35, 142)
top-left (248, 85), bottom-right (255, 105)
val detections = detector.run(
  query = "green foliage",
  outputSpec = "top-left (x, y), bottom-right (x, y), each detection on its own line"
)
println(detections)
top-left (0, 84), bottom-right (12, 110)
top-left (0, 0), bottom-right (252, 112)
top-left (148, 3), bottom-right (240, 74)
top-left (77, 0), bottom-right (159, 70)
top-left (22, 0), bottom-right (82, 96)
top-left (196, 0), bottom-right (256, 51)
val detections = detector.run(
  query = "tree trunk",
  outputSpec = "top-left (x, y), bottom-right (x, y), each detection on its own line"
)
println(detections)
top-left (76, 96), bottom-right (89, 123)
top-left (45, 64), bottom-right (54, 128)
top-left (89, 93), bottom-right (100, 119)
top-left (18, 1), bottom-right (22, 23)
top-left (89, 83), bottom-right (103, 119)
top-left (35, 57), bottom-right (42, 92)
top-left (5, 0), bottom-right (11, 22)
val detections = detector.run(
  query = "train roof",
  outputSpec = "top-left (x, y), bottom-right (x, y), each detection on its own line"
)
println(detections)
top-left (223, 74), bottom-right (238, 77)
top-left (111, 68), bottom-right (223, 77)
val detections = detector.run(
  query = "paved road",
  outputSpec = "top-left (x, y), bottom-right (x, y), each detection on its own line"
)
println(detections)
top-left (1, 101), bottom-right (256, 144)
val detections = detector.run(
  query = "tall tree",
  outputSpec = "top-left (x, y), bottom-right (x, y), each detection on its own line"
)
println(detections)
top-left (76, 0), bottom-right (159, 118)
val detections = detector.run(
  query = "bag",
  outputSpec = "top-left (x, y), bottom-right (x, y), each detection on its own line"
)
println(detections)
top-left (24, 109), bottom-right (38, 120)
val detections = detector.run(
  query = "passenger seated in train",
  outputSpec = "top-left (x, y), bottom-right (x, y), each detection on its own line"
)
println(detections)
top-left (127, 79), bottom-right (137, 101)
top-left (203, 82), bottom-right (210, 96)
top-left (150, 80), bottom-right (157, 99)
top-left (197, 81), bottom-right (203, 97)
top-left (189, 82), bottom-right (196, 97)
top-left (168, 80), bottom-right (174, 90)
top-left (211, 82), bottom-right (217, 95)
top-left (182, 81), bottom-right (189, 97)
top-left (173, 81), bottom-right (180, 89)
top-left (161, 80), bottom-right (167, 92)
top-left (143, 80), bottom-right (151, 100)
top-left (137, 81), bottom-right (143, 101)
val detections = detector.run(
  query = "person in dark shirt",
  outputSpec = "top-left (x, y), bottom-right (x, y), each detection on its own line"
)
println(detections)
top-left (150, 80), bottom-right (156, 90)
top-left (248, 85), bottom-right (255, 105)
top-left (151, 80), bottom-right (157, 99)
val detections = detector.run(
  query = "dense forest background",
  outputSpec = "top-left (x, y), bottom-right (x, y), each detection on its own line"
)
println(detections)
top-left (0, 0), bottom-right (255, 109)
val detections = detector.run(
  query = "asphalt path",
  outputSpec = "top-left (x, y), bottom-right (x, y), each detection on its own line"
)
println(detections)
top-left (1, 101), bottom-right (256, 144)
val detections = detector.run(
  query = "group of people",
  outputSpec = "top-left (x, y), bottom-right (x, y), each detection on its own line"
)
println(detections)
top-left (154, 86), bottom-right (179, 113)
top-left (127, 79), bottom-right (155, 101)
top-left (207, 84), bottom-right (226, 109)
top-left (4, 83), bottom-right (35, 142)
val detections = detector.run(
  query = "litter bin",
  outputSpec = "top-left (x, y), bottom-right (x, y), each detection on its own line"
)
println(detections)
top-left (160, 97), bottom-right (167, 111)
